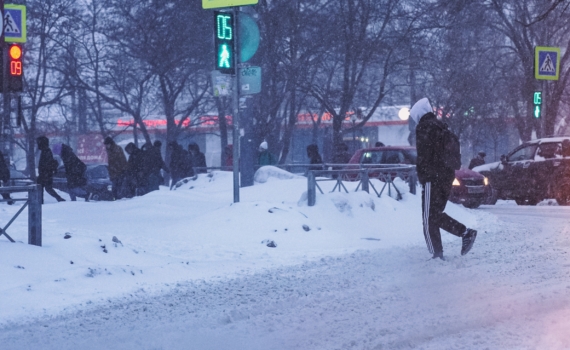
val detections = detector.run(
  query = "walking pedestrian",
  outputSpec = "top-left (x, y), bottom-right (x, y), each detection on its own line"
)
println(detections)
top-left (258, 141), bottom-right (277, 166)
top-left (468, 151), bottom-right (486, 170)
top-left (124, 142), bottom-right (146, 197)
top-left (0, 151), bottom-right (14, 205)
top-left (104, 137), bottom-right (128, 200)
top-left (224, 144), bottom-right (233, 171)
top-left (411, 97), bottom-right (477, 260)
top-left (36, 136), bottom-right (65, 203)
top-left (60, 144), bottom-right (89, 201)
top-left (168, 142), bottom-right (192, 189)
top-left (188, 142), bottom-right (207, 174)
top-left (306, 144), bottom-right (323, 171)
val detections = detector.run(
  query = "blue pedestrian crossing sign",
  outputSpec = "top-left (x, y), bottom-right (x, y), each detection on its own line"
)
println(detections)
top-left (535, 46), bottom-right (560, 80)
top-left (4, 4), bottom-right (27, 43)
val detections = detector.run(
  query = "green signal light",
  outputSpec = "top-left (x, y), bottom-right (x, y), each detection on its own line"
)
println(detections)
top-left (534, 105), bottom-right (541, 118)
top-left (218, 44), bottom-right (231, 68)
top-left (533, 91), bottom-right (542, 118)
top-left (214, 11), bottom-right (235, 74)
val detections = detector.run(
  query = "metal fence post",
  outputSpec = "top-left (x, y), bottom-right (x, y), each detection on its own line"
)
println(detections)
top-left (28, 185), bottom-right (42, 246)
top-left (308, 171), bottom-right (316, 206)
top-left (361, 170), bottom-right (369, 193)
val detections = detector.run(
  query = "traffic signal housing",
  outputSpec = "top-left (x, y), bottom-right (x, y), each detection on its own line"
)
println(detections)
top-left (533, 91), bottom-right (542, 118)
top-left (0, 43), bottom-right (24, 92)
top-left (214, 11), bottom-right (235, 75)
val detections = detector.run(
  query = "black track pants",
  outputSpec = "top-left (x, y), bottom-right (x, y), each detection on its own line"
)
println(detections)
top-left (421, 181), bottom-right (466, 255)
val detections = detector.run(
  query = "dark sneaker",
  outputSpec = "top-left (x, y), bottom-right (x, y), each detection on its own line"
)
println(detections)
top-left (432, 252), bottom-right (445, 261)
top-left (461, 229), bottom-right (477, 256)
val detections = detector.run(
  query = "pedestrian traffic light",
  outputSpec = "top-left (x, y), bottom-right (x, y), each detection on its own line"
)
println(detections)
top-left (214, 11), bottom-right (235, 75)
top-left (0, 44), bottom-right (24, 93)
top-left (533, 91), bottom-right (542, 118)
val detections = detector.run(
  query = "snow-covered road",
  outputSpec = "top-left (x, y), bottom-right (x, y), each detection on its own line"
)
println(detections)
top-left (2, 204), bottom-right (570, 350)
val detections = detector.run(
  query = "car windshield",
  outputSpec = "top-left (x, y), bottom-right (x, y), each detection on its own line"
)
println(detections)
top-left (87, 165), bottom-right (109, 179)
top-left (509, 144), bottom-right (538, 162)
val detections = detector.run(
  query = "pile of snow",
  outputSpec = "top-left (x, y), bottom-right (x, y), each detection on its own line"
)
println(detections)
top-left (0, 170), bottom-right (475, 325)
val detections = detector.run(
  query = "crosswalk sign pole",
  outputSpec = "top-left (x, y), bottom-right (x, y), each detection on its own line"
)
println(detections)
top-left (232, 6), bottom-right (241, 203)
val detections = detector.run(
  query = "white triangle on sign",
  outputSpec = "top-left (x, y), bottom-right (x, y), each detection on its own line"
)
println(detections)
top-left (4, 12), bottom-right (20, 34)
top-left (540, 54), bottom-right (555, 73)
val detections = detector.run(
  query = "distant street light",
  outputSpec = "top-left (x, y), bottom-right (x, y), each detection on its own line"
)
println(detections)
top-left (398, 107), bottom-right (410, 121)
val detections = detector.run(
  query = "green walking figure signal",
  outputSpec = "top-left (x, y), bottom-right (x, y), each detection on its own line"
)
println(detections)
top-left (214, 12), bottom-right (235, 75)
top-left (533, 91), bottom-right (542, 119)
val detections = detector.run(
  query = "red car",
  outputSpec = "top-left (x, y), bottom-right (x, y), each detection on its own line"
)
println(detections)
top-left (348, 146), bottom-right (489, 208)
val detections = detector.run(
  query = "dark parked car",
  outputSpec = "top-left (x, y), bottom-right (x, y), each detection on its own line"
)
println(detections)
top-left (53, 164), bottom-right (113, 201)
top-left (473, 137), bottom-right (570, 206)
top-left (349, 146), bottom-right (488, 208)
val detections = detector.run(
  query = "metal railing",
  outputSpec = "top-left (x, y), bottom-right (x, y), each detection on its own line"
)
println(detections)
top-left (0, 185), bottom-right (42, 246)
top-left (306, 164), bottom-right (417, 206)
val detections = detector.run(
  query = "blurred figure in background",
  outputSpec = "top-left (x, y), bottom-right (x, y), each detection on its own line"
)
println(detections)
top-left (125, 142), bottom-right (145, 197)
top-left (36, 136), bottom-right (65, 203)
top-left (224, 144), bottom-right (233, 171)
top-left (60, 144), bottom-right (89, 201)
top-left (333, 142), bottom-right (351, 164)
top-left (0, 150), bottom-right (14, 205)
top-left (306, 144), bottom-right (323, 171)
top-left (188, 142), bottom-right (207, 175)
top-left (104, 137), bottom-right (128, 200)
top-left (468, 151), bottom-right (486, 170)
top-left (168, 142), bottom-right (192, 189)
top-left (258, 141), bottom-right (276, 166)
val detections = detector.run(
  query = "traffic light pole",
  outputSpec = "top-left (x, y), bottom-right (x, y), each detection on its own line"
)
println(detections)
top-left (232, 6), bottom-right (240, 203)
top-left (0, 0), bottom-right (10, 157)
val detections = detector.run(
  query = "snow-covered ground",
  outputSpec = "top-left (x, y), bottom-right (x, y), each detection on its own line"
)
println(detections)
top-left (1, 167), bottom-right (569, 349)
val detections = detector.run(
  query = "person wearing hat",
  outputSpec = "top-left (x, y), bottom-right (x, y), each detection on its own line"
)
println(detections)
top-left (411, 97), bottom-right (477, 260)
top-left (258, 141), bottom-right (277, 166)
top-left (468, 151), bottom-right (486, 170)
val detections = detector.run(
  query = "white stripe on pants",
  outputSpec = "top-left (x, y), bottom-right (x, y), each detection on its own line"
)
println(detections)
top-left (422, 182), bottom-right (434, 254)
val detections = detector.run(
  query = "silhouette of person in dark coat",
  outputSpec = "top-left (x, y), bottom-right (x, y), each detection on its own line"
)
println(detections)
top-left (36, 136), bottom-right (65, 203)
top-left (60, 144), bottom-right (89, 201)
top-left (0, 151), bottom-right (14, 204)
top-left (188, 142), bottom-right (207, 175)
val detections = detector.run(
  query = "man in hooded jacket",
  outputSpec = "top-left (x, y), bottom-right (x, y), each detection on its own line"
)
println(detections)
top-left (36, 136), bottom-right (65, 203)
top-left (60, 144), bottom-right (89, 201)
top-left (411, 98), bottom-right (477, 260)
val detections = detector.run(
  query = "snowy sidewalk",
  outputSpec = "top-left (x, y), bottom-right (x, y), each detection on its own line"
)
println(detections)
top-left (2, 203), bottom-right (570, 349)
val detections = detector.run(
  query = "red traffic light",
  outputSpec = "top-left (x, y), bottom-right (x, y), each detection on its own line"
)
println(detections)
top-left (8, 44), bottom-right (23, 77)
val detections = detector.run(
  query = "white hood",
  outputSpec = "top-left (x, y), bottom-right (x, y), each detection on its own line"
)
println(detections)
top-left (410, 98), bottom-right (433, 125)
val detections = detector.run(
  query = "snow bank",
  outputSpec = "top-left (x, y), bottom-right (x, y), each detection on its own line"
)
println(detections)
top-left (0, 170), bottom-right (476, 325)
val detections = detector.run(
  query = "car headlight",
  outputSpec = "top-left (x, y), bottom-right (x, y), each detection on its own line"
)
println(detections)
top-left (452, 178), bottom-right (460, 186)
top-left (483, 177), bottom-right (489, 186)
top-left (107, 185), bottom-right (112, 191)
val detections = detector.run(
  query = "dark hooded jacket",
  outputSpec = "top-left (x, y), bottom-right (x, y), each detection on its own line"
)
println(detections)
top-left (307, 144), bottom-right (323, 171)
top-left (125, 143), bottom-right (146, 187)
top-left (168, 142), bottom-right (192, 180)
top-left (105, 139), bottom-right (128, 181)
top-left (60, 144), bottom-right (87, 189)
top-left (37, 136), bottom-right (59, 186)
top-left (413, 99), bottom-right (455, 185)
top-left (188, 143), bottom-right (207, 174)
top-left (0, 151), bottom-right (10, 183)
